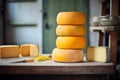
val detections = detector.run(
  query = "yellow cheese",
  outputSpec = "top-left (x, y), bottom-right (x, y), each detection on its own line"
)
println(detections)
top-left (52, 48), bottom-right (83, 62)
top-left (0, 45), bottom-right (19, 58)
top-left (20, 44), bottom-right (30, 56)
top-left (30, 44), bottom-right (39, 57)
top-left (20, 44), bottom-right (39, 57)
top-left (57, 12), bottom-right (86, 25)
top-left (87, 47), bottom-right (109, 62)
top-left (56, 25), bottom-right (86, 36)
top-left (56, 36), bottom-right (86, 49)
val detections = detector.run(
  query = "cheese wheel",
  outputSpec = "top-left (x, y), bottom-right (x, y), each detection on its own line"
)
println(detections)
top-left (56, 25), bottom-right (86, 36)
top-left (56, 36), bottom-right (86, 49)
top-left (87, 47), bottom-right (109, 62)
top-left (57, 12), bottom-right (86, 25)
top-left (52, 48), bottom-right (83, 62)
top-left (0, 45), bottom-right (19, 58)
top-left (20, 44), bottom-right (39, 57)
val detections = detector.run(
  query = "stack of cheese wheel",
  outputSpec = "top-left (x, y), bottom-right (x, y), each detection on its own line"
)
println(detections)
top-left (52, 12), bottom-right (86, 62)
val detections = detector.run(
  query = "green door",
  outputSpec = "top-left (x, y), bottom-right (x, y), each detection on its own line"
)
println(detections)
top-left (43, 0), bottom-right (89, 53)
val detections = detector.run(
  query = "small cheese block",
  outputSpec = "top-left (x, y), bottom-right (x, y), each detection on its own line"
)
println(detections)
top-left (57, 12), bottom-right (86, 25)
top-left (20, 44), bottom-right (30, 56)
top-left (56, 25), bottom-right (86, 36)
top-left (87, 47), bottom-right (109, 62)
top-left (30, 44), bottom-right (39, 57)
top-left (52, 48), bottom-right (83, 62)
top-left (20, 44), bottom-right (39, 57)
top-left (0, 45), bottom-right (19, 58)
top-left (56, 36), bottom-right (86, 49)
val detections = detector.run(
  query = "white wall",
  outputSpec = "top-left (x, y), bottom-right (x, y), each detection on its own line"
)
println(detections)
top-left (6, 0), bottom-right (43, 52)
top-left (89, 0), bottom-right (100, 46)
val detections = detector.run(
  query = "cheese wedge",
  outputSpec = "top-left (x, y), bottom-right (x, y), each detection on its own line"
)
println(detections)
top-left (0, 45), bottom-right (19, 58)
top-left (52, 48), bottom-right (84, 62)
top-left (87, 47), bottom-right (109, 62)
top-left (20, 44), bottom-right (39, 57)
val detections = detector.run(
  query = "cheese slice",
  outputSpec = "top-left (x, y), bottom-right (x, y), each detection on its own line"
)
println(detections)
top-left (87, 47), bottom-right (109, 62)
top-left (56, 25), bottom-right (86, 36)
top-left (0, 45), bottom-right (19, 58)
top-left (52, 48), bottom-right (84, 62)
top-left (20, 44), bottom-right (39, 57)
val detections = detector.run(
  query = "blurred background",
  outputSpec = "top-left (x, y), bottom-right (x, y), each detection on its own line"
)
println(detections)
top-left (0, 0), bottom-right (102, 53)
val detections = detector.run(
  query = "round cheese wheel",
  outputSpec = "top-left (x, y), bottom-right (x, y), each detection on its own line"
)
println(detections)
top-left (56, 25), bottom-right (86, 36)
top-left (57, 12), bottom-right (86, 25)
top-left (52, 48), bottom-right (84, 62)
top-left (56, 36), bottom-right (86, 49)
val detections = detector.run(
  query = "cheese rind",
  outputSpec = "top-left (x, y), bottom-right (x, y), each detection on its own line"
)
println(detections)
top-left (56, 36), bottom-right (86, 49)
top-left (56, 25), bottom-right (86, 36)
top-left (0, 45), bottom-right (19, 58)
top-left (20, 44), bottom-right (39, 57)
top-left (87, 47), bottom-right (109, 62)
top-left (57, 12), bottom-right (86, 25)
top-left (52, 48), bottom-right (83, 62)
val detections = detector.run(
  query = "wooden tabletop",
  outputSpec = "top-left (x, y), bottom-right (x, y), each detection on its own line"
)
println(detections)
top-left (0, 57), bottom-right (115, 75)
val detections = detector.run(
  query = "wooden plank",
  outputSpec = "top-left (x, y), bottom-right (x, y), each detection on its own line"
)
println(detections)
top-left (101, 0), bottom-right (119, 16)
top-left (0, 75), bottom-right (110, 80)
top-left (100, 0), bottom-right (106, 15)
top-left (0, 57), bottom-right (115, 75)
top-left (0, 57), bottom-right (114, 66)
top-left (0, 65), bottom-right (115, 75)
top-left (110, 0), bottom-right (118, 15)
top-left (109, 32), bottom-right (118, 64)
top-left (99, 32), bottom-right (104, 46)
top-left (100, 0), bottom-right (110, 15)
top-left (89, 26), bottom-right (115, 33)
